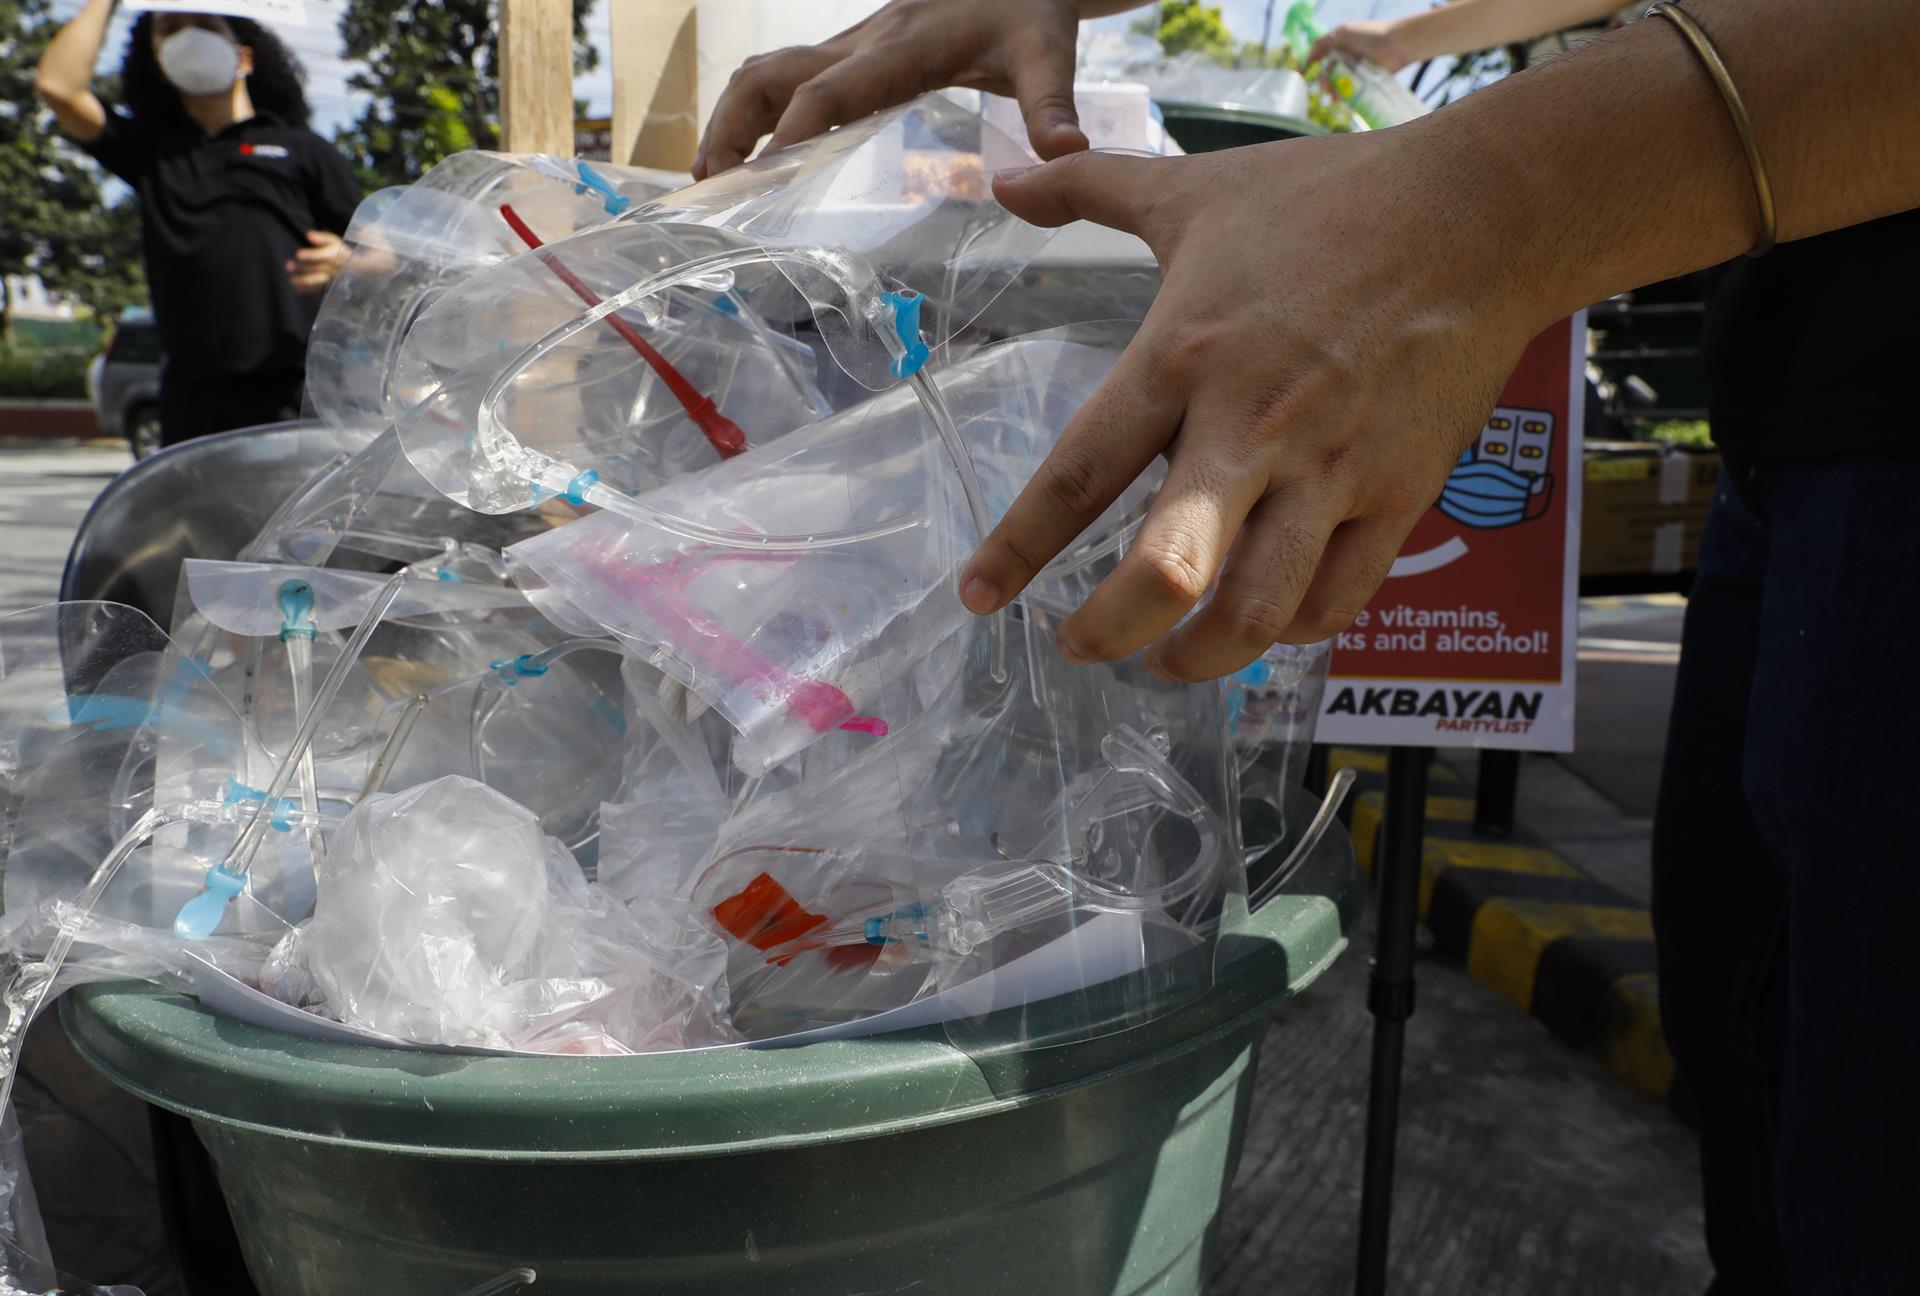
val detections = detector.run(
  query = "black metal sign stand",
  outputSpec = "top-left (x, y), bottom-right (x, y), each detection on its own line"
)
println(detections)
top-left (1354, 746), bottom-right (1432, 1296)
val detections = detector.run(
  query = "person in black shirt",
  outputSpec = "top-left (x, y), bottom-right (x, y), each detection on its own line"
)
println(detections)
top-left (36, 0), bottom-right (362, 447)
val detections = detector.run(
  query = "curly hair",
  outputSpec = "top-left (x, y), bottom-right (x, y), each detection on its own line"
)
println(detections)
top-left (119, 13), bottom-right (312, 130)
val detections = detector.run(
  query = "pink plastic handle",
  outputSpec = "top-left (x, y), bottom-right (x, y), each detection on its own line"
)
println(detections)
top-left (578, 539), bottom-right (885, 737)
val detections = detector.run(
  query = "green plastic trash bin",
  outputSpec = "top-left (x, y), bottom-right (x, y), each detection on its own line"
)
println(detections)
top-left (63, 811), bottom-right (1358, 1296)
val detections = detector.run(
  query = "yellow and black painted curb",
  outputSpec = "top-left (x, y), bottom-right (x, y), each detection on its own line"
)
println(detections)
top-left (1330, 746), bottom-right (1674, 1100)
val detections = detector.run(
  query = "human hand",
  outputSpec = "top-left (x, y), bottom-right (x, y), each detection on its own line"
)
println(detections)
top-left (1308, 20), bottom-right (1416, 75)
top-left (692, 0), bottom-right (1086, 180)
top-left (961, 133), bottom-right (1545, 681)
top-left (286, 229), bottom-right (345, 294)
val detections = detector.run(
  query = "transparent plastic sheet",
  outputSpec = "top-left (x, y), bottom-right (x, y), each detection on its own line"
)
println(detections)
top-left (935, 602), bottom-right (1245, 1054)
top-left (390, 94), bottom-right (1055, 523)
top-left (1, 901), bottom-right (266, 996)
top-left (278, 776), bottom-right (735, 1054)
top-left (1246, 769), bottom-right (1357, 916)
top-left (240, 428), bottom-right (545, 578)
top-left (621, 93), bottom-right (1056, 388)
top-left (684, 609), bottom-right (1244, 1050)
top-left (1227, 639), bottom-right (1333, 864)
top-left (307, 151), bottom-right (688, 432)
top-left (504, 327), bottom-right (1152, 775)
top-left (363, 636), bottom-right (630, 852)
top-left (169, 570), bottom-right (431, 939)
top-left (165, 560), bottom-right (613, 853)
top-left (0, 1111), bottom-right (49, 1289)
top-left (0, 604), bottom-right (285, 1296)
top-left (0, 603), bottom-right (247, 934)
top-left (593, 656), bottom-right (732, 902)
top-left (182, 560), bottom-right (530, 636)
top-left (390, 219), bottom-right (836, 513)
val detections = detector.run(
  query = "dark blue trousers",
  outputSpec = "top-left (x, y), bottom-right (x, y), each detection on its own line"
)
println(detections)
top-left (1654, 461), bottom-right (1920, 1294)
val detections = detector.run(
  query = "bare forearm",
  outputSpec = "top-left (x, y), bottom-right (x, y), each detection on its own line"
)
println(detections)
top-left (35, 0), bottom-right (112, 137)
top-left (1424, 0), bottom-right (1920, 332)
top-left (1390, 0), bottom-right (1630, 63)
top-left (37, 0), bottom-right (112, 96)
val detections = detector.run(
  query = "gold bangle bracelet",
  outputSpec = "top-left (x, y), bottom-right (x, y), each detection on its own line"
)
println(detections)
top-left (1649, 2), bottom-right (1776, 256)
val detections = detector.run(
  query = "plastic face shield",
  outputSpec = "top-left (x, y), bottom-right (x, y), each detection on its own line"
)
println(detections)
top-left (0, 602), bottom-right (265, 937)
top-left (504, 327), bottom-right (1153, 776)
top-left (623, 93), bottom-right (1056, 389)
top-left (240, 428), bottom-right (544, 577)
top-left (389, 218), bottom-right (837, 514)
top-left (1227, 640), bottom-right (1333, 864)
top-left (389, 94), bottom-right (1054, 518)
top-left (171, 559), bottom-right (596, 810)
top-left (686, 607), bottom-right (1247, 1051)
top-left (307, 151), bottom-right (690, 433)
top-left (364, 638), bottom-right (630, 854)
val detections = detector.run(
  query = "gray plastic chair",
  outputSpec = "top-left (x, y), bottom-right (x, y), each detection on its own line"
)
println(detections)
top-left (58, 421), bottom-right (376, 618)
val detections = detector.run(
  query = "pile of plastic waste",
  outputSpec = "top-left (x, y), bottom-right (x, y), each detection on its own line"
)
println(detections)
top-left (0, 96), bottom-right (1338, 1292)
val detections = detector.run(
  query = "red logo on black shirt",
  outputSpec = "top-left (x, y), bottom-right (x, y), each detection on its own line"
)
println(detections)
top-left (238, 142), bottom-right (290, 159)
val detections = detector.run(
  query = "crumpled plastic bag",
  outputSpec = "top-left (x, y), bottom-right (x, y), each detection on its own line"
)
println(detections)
top-left (282, 776), bottom-right (734, 1054)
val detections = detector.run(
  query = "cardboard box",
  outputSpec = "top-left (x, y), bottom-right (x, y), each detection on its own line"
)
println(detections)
top-left (1580, 442), bottom-right (1720, 578)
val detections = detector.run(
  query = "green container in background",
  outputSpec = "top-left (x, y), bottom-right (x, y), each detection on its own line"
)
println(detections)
top-left (64, 828), bottom-right (1357, 1296)
top-left (1157, 104), bottom-right (1327, 155)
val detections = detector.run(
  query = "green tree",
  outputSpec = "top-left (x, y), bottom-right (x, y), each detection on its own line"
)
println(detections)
top-left (51, 196), bottom-right (147, 325)
top-left (1132, 0), bottom-right (1237, 64)
top-left (335, 0), bottom-right (599, 190)
top-left (0, 0), bottom-right (146, 341)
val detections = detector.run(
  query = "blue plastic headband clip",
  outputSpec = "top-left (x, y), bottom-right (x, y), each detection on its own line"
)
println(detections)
top-left (1225, 658), bottom-right (1274, 730)
top-left (883, 290), bottom-right (930, 379)
top-left (575, 161), bottom-right (631, 216)
top-left (223, 777), bottom-right (297, 832)
top-left (531, 470), bottom-right (598, 508)
top-left (277, 579), bottom-right (316, 642)
top-left (173, 861), bottom-right (247, 939)
top-left (490, 654), bottom-right (550, 687)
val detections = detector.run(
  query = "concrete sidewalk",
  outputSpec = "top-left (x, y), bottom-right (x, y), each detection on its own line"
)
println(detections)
top-left (1340, 595), bottom-right (1688, 1103)
top-left (0, 443), bottom-right (131, 613)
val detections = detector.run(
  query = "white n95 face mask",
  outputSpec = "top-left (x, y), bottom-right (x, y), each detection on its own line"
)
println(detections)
top-left (157, 27), bottom-right (242, 97)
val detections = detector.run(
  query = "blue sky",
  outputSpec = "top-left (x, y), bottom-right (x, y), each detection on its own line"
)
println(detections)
top-left (51, 0), bottom-right (1441, 139)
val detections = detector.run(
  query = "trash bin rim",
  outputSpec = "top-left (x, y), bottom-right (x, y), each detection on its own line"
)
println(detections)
top-left (62, 847), bottom-right (1355, 1161)
top-left (66, 930), bottom-right (1342, 1164)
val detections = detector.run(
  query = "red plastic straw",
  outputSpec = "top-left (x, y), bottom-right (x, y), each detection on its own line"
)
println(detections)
top-left (499, 203), bottom-right (746, 459)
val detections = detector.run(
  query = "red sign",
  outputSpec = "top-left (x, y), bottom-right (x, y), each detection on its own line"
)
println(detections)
top-left (1318, 314), bottom-right (1585, 750)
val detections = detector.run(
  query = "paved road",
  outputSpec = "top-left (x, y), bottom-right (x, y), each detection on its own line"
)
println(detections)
top-left (1567, 595), bottom-right (1686, 820)
top-left (0, 445), bottom-right (131, 613)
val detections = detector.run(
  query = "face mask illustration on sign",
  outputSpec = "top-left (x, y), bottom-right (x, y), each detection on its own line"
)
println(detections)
top-left (1436, 407), bottom-right (1556, 530)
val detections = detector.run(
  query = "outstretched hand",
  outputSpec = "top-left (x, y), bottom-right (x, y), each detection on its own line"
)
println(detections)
top-left (963, 137), bottom-right (1543, 680)
top-left (692, 0), bottom-right (1087, 179)
top-left (1307, 21), bottom-right (1417, 77)
top-left (287, 230), bottom-right (346, 295)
